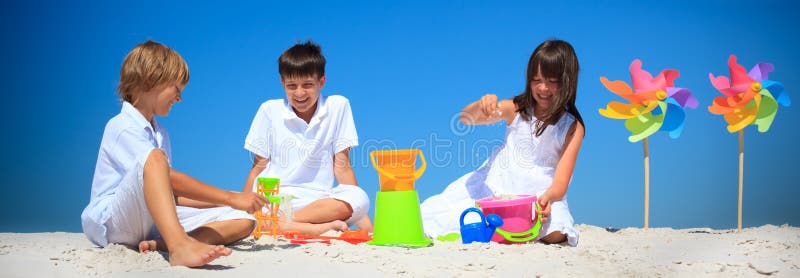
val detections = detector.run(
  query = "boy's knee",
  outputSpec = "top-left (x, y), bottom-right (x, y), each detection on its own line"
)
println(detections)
top-left (230, 219), bottom-right (257, 240)
top-left (334, 200), bottom-right (354, 219)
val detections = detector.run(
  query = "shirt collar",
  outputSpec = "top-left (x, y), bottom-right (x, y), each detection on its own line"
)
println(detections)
top-left (121, 101), bottom-right (158, 132)
top-left (283, 95), bottom-right (328, 123)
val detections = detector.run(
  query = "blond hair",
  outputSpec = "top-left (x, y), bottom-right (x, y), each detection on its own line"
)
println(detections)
top-left (117, 40), bottom-right (189, 103)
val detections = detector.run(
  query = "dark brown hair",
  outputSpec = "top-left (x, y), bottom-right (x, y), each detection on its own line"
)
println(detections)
top-left (278, 40), bottom-right (326, 79)
top-left (513, 39), bottom-right (584, 136)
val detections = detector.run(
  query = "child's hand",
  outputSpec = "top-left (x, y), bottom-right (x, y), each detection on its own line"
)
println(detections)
top-left (537, 194), bottom-right (552, 222)
top-left (228, 192), bottom-right (267, 214)
top-left (479, 94), bottom-right (500, 117)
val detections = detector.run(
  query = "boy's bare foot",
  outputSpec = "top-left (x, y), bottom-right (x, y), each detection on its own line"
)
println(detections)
top-left (168, 240), bottom-right (232, 267)
top-left (139, 240), bottom-right (158, 253)
top-left (317, 220), bottom-right (348, 235)
top-left (283, 220), bottom-right (348, 236)
top-left (355, 217), bottom-right (373, 233)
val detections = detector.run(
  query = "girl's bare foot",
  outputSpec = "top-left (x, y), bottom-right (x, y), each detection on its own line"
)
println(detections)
top-left (168, 240), bottom-right (231, 267)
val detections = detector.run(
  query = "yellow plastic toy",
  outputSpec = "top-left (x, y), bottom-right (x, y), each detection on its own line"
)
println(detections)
top-left (252, 177), bottom-right (282, 239)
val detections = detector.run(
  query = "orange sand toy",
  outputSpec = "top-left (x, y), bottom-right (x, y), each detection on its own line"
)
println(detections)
top-left (370, 149), bottom-right (426, 191)
top-left (282, 230), bottom-right (372, 245)
top-left (252, 177), bottom-right (282, 239)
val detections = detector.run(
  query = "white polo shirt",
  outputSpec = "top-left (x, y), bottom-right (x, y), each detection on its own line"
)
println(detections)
top-left (81, 101), bottom-right (172, 246)
top-left (244, 95), bottom-right (358, 191)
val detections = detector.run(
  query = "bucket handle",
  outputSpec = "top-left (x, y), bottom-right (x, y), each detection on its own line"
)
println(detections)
top-left (495, 203), bottom-right (543, 242)
top-left (369, 150), bottom-right (427, 181)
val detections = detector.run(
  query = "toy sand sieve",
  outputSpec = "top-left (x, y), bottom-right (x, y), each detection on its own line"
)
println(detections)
top-left (370, 149), bottom-right (426, 191)
top-left (367, 149), bottom-right (431, 247)
top-left (252, 177), bottom-right (281, 239)
top-left (258, 177), bottom-right (280, 190)
top-left (476, 194), bottom-right (541, 244)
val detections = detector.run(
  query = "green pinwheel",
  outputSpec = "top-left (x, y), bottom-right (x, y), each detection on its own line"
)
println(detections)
top-left (598, 59), bottom-right (697, 229)
top-left (599, 59), bottom-right (698, 142)
top-left (708, 54), bottom-right (790, 233)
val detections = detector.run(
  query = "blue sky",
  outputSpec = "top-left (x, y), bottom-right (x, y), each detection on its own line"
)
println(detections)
top-left (2, 1), bottom-right (798, 232)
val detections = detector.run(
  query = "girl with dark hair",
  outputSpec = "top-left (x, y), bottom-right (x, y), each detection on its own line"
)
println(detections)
top-left (420, 40), bottom-right (585, 246)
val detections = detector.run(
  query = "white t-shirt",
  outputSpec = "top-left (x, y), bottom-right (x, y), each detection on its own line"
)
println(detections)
top-left (244, 95), bottom-right (358, 191)
top-left (81, 101), bottom-right (172, 246)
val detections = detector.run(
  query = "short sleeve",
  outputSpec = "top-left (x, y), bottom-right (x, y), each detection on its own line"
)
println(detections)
top-left (160, 130), bottom-right (173, 166)
top-left (111, 127), bottom-right (158, 173)
top-left (244, 103), bottom-right (272, 158)
top-left (333, 98), bottom-right (359, 154)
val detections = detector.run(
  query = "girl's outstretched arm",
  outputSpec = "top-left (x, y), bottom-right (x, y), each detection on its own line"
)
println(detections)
top-left (459, 94), bottom-right (516, 125)
top-left (539, 120), bottom-right (585, 219)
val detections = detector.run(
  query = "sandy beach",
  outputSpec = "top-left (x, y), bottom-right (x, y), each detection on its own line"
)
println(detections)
top-left (1, 224), bottom-right (798, 277)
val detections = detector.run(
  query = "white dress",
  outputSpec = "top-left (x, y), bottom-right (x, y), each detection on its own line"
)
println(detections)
top-left (420, 110), bottom-right (580, 246)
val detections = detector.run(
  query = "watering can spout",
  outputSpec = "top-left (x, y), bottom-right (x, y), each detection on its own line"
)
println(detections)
top-left (485, 214), bottom-right (504, 239)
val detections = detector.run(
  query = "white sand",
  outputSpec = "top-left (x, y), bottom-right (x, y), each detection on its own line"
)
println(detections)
top-left (1, 224), bottom-right (798, 277)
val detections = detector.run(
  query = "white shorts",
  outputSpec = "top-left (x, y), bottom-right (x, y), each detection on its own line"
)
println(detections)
top-left (104, 165), bottom-right (254, 246)
top-left (280, 184), bottom-right (369, 226)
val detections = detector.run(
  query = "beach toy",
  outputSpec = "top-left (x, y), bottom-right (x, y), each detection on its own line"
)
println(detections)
top-left (476, 195), bottom-right (542, 244)
top-left (367, 149), bottom-right (432, 247)
top-left (459, 208), bottom-right (503, 244)
top-left (283, 230), bottom-right (372, 245)
top-left (252, 177), bottom-right (283, 239)
top-left (599, 59), bottom-right (698, 229)
top-left (436, 233), bottom-right (461, 242)
top-left (370, 149), bottom-right (427, 191)
top-left (708, 55), bottom-right (789, 233)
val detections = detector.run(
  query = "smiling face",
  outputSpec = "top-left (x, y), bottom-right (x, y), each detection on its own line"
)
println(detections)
top-left (281, 74), bottom-right (325, 121)
top-left (153, 82), bottom-right (184, 117)
top-left (529, 66), bottom-right (561, 113)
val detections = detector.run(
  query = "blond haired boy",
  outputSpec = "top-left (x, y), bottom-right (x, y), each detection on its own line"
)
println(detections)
top-left (81, 40), bottom-right (266, 267)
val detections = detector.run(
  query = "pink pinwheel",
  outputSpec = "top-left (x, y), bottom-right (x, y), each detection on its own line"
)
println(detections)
top-left (598, 59), bottom-right (698, 229)
top-left (708, 54), bottom-right (790, 233)
top-left (708, 55), bottom-right (790, 133)
top-left (599, 59), bottom-right (699, 142)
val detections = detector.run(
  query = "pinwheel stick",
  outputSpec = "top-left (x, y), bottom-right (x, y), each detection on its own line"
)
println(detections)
top-left (738, 130), bottom-right (744, 233)
top-left (643, 137), bottom-right (650, 230)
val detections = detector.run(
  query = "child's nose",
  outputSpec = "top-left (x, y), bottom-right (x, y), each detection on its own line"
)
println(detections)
top-left (537, 83), bottom-right (549, 91)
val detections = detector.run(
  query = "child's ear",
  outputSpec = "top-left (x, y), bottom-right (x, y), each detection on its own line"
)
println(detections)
top-left (280, 76), bottom-right (285, 86)
top-left (319, 75), bottom-right (326, 88)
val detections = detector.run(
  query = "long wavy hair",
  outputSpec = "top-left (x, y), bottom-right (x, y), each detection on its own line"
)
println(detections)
top-left (512, 40), bottom-right (584, 137)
